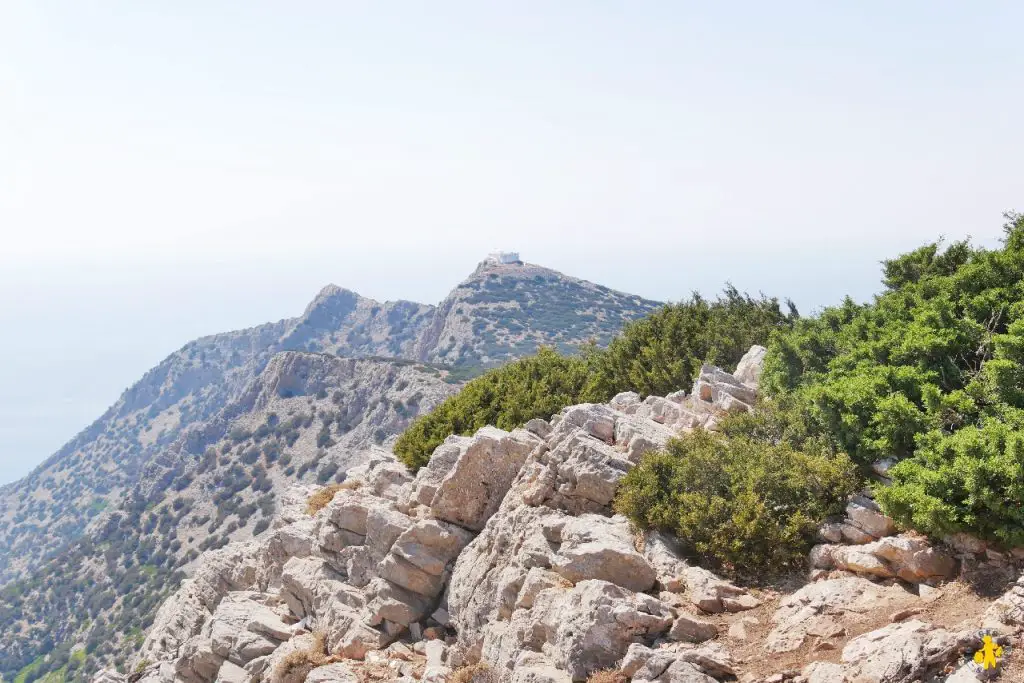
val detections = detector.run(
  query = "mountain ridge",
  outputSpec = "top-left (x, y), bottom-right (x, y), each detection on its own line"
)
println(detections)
top-left (0, 257), bottom-right (661, 680)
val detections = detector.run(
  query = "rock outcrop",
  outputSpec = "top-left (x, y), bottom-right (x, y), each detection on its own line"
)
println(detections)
top-left (105, 350), bottom-right (767, 683)
top-left (93, 345), bottom-right (1024, 683)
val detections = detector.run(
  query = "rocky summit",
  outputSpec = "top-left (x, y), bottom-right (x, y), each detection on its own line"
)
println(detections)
top-left (0, 259), bottom-right (660, 682)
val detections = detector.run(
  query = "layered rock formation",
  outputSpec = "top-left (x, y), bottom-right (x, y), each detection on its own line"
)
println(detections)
top-left (105, 348), bottom-right (767, 683)
top-left (0, 259), bottom-right (661, 682)
top-left (92, 345), bottom-right (1024, 683)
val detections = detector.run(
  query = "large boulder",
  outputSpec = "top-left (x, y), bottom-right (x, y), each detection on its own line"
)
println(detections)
top-left (140, 541), bottom-right (261, 664)
top-left (549, 514), bottom-right (656, 592)
top-left (733, 345), bottom-right (767, 388)
top-left (812, 533), bottom-right (957, 584)
top-left (378, 519), bottom-right (474, 597)
top-left (641, 532), bottom-right (690, 592)
top-left (683, 566), bottom-right (759, 614)
top-left (427, 426), bottom-right (542, 531)
top-left (207, 592), bottom-right (290, 666)
top-left (449, 504), bottom-right (562, 643)
top-left (844, 497), bottom-right (897, 540)
top-left (483, 580), bottom-right (674, 681)
top-left (766, 577), bottom-right (918, 653)
top-left (870, 534), bottom-right (957, 584)
top-left (622, 642), bottom-right (733, 682)
top-left (840, 620), bottom-right (961, 683)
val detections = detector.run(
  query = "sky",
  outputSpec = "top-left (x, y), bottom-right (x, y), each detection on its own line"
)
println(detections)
top-left (1, 2), bottom-right (1022, 485)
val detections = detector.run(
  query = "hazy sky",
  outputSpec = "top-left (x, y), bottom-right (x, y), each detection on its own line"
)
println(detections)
top-left (1, 2), bottom-right (1022, 485)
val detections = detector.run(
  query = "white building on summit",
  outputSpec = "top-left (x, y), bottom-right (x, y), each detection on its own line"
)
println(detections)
top-left (486, 250), bottom-right (521, 265)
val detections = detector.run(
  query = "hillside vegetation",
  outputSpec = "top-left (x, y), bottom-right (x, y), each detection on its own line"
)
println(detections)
top-left (397, 213), bottom-right (1024, 570)
top-left (763, 212), bottom-right (1024, 547)
top-left (394, 288), bottom-right (795, 469)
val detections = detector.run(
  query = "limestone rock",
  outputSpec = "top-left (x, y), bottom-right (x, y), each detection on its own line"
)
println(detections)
top-left (305, 663), bottom-right (358, 683)
top-left (550, 514), bottom-right (656, 592)
top-left (213, 661), bottom-right (248, 683)
top-left (668, 614), bottom-right (718, 643)
top-left (818, 522), bottom-right (844, 544)
top-left (671, 642), bottom-right (737, 678)
top-left (839, 523), bottom-right (879, 545)
top-left (684, 566), bottom-right (759, 613)
top-left (766, 577), bottom-right (917, 653)
top-left (844, 497), bottom-right (896, 540)
top-left (263, 632), bottom-right (320, 683)
top-left (642, 532), bottom-right (690, 592)
top-left (609, 391), bottom-right (642, 412)
top-left (516, 567), bottom-right (569, 610)
top-left (449, 504), bottom-right (561, 642)
top-left (636, 660), bottom-right (718, 682)
top-left (733, 345), bottom-right (767, 388)
top-left (829, 545), bottom-right (896, 579)
top-left (840, 620), bottom-right (960, 683)
top-left (498, 580), bottom-right (674, 681)
top-left (393, 519), bottom-right (475, 574)
top-left (140, 541), bottom-right (260, 664)
top-left (208, 592), bottom-right (289, 665)
top-left (869, 534), bottom-right (956, 584)
top-left (509, 652), bottom-right (574, 683)
top-left (428, 426), bottom-right (542, 530)
top-left (801, 662), bottom-right (847, 683)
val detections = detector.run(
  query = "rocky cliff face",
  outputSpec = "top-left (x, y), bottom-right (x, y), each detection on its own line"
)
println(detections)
top-left (99, 347), bottom-right (1024, 683)
top-left (0, 261), bottom-right (657, 586)
top-left (0, 259), bottom-right (661, 681)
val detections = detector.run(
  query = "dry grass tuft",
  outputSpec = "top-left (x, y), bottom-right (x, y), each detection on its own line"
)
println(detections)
top-left (450, 663), bottom-right (499, 683)
top-left (306, 484), bottom-right (344, 516)
top-left (587, 670), bottom-right (628, 683)
top-left (274, 632), bottom-right (337, 682)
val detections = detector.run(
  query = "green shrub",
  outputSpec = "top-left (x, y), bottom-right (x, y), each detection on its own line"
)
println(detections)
top-left (396, 289), bottom-right (792, 471)
top-left (875, 416), bottom-right (1024, 546)
top-left (395, 348), bottom-right (592, 470)
top-left (760, 212), bottom-right (1024, 545)
top-left (616, 429), bottom-right (856, 576)
top-left (586, 285), bottom-right (795, 399)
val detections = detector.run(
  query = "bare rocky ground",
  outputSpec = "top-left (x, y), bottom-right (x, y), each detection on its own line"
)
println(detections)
top-left (92, 346), bottom-right (1024, 683)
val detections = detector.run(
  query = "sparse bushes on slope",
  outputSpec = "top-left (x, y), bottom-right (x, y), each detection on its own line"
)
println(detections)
top-left (395, 289), bottom-right (794, 470)
top-left (615, 426), bottom-right (857, 576)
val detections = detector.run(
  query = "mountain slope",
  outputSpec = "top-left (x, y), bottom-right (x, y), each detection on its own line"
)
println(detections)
top-left (418, 260), bottom-right (661, 367)
top-left (0, 257), bottom-right (662, 679)
top-left (0, 288), bottom-right (433, 581)
top-left (0, 260), bottom-right (659, 584)
top-left (0, 352), bottom-right (456, 680)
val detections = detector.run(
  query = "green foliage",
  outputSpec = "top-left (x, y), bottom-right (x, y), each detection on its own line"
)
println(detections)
top-left (394, 348), bottom-right (592, 469)
top-left (875, 415), bottom-right (1024, 547)
top-left (395, 288), bottom-right (793, 470)
top-left (615, 427), bottom-right (857, 576)
top-left (588, 286), bottom-right (796, 399)
top-left (761, 212), bottom-right (1024, 545)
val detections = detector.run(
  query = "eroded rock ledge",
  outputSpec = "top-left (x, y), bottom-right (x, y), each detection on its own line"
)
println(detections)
top-left (96, 346), bottom-right (1024, 683)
